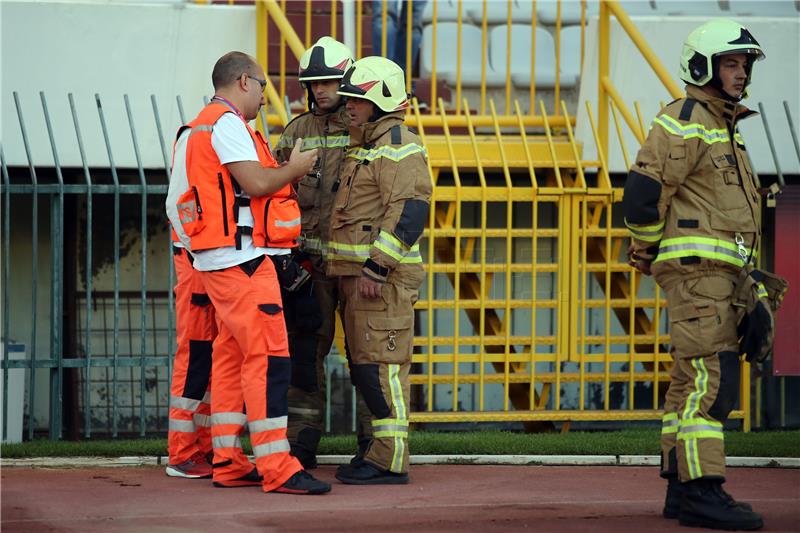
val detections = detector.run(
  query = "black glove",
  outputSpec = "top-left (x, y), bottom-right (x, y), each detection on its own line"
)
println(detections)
top-left (738, 299), bottom-right (774, 363)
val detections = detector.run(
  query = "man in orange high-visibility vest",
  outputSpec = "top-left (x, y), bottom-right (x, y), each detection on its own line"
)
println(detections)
top-left (166, 51), bottom-right (329, 495)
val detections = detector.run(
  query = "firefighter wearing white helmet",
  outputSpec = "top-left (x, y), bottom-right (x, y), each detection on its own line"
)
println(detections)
top-left (329, 56), bottom-right (431, 485)
top-left (624, 19), bottom-right (778, 530)
top-left (274, 37), bottom-right (360, 470)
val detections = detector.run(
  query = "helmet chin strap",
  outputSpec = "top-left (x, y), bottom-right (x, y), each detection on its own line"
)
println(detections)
top-left (708, 55), bottom-right (754, 103)
top-left (306, 83), bottom-right (346, 113)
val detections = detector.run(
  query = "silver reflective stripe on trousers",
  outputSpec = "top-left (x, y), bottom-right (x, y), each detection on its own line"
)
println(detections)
top-left (211, 412), bottom-right (248, 426)
top-left (171, 395), bottom-right (201, 411)
top-left (212, 435), bottom-right (243, 449)
top-left (168, 418), bottom-right (196, 432)
top-left (249, 416), bottom-right (288, 433)
top-left (252, 439), bottom-right (291, 457)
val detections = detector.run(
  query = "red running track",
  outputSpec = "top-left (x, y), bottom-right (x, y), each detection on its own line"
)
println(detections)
top-left (2, 465), bottom-right (799, 532)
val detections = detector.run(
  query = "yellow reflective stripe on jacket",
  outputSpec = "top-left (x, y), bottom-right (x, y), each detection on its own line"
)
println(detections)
top-left (654, 236), bottom-right (752, 267)
top-left (756, 282), bottom-right (768, 299)
top-left (299, 235), bottom-right (327, 255)
top-left (661, 412), bottom-right (679, 435)
top-left (275, 134), bottom-right (350, 151)
top-left (654, 115), bottom-right (730, 145)
top-left (347, 143), bottom-right (427, 162)
top-left (625, 217), bottom-right (665, 243)
top-left (374, 229), bottom-right (422, 263)
top-left (328, 240), bottom-right (422, 263)
top-left (734, 132), bottom-right (745, 146)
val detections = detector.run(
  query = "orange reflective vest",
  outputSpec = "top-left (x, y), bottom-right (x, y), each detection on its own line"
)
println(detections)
top-left (175, 102), bottom-right (300, 251)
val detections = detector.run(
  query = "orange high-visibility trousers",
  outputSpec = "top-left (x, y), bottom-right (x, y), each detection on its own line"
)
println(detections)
top-left (199, 255), bottom-right (302, 491)
top-left (168, 246), bottom-right (215, 465)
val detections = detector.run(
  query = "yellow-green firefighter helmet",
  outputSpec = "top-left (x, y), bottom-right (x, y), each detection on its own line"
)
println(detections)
top-left (336, 56), bottom-right (409, 112)
top-left (679, 19), bottom-right (764, 87)
top-left (298, 37), bottom-right (354, 83)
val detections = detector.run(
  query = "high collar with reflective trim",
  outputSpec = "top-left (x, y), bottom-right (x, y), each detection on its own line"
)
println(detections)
top-left (349, 112), bottom-right (405, 146)
top-left (685, 85), bottom-right (758, 127)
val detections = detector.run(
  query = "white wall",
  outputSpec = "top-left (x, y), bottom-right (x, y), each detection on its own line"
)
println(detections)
top-left (576, 16), bottom-right (800, 175)
top-left (2, 1), bottom-right (257, 169)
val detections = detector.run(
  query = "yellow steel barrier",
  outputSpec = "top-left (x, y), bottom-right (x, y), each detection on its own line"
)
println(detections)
top-left (404, 98), bottom-right (748, 428)
top-left (248, 0), bottom-right (585, 124)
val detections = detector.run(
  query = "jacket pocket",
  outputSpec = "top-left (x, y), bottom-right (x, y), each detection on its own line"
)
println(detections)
top-left (333, 164), bottom-right (360, 213)
top-left (297, 174), bottom-right (319, 210)
top-left (363, 314), bottom-right (414, 364)
top-left (710, 146), bottom-right (749, 212)
top-left (264, 197), bottom-right (302, 244)
top-left (669, 300), bottom-right (719, 358)
top-left (258, 303), bottom-right (289, 355)
top-left (297, 175), bottom-right (320, 235)
top-left (176, 186), bottom-right (205, 238)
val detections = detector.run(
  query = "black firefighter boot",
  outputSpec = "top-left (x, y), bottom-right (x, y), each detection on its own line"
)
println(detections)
top-left (664, 475), bottom-right (753, 519)
top-left (679, 478), bottom-right (763, 530)
top-left (664, 474), bottom-right (683, 519)
top-left (335, 437), bottom-right (372, 476)
top-left (335, 460), bottom-right (409, 485)
top-left (290, 428), bottom-right (322, 470)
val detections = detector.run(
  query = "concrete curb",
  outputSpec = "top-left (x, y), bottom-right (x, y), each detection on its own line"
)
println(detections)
top-left (3, 455), bottom-right (799, 468)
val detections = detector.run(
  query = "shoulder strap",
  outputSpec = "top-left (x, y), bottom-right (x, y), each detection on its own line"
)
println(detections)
top-left (391, 125), bottom-right (402, 145)
top-left (679, 99), bottom-right (698, 122)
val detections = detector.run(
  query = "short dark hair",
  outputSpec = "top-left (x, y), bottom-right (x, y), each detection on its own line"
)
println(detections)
top-left (212, 52), bottom-right (259, 90)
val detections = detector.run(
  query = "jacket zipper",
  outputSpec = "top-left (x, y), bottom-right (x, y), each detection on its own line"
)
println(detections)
top-left (264, 197), bottom-right (273, 241)
top-left (218, 173), bottom-right (229, 236)
top-left (192, 186), bottom-right (203, 219)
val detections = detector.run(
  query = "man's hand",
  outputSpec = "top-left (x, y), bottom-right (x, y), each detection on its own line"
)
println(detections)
top-left (358, 275), bottom-right (383, 299)
top-left (288, 138), bottom-right (318, 177)
top-left (627, 243), bottom-right (653, 276)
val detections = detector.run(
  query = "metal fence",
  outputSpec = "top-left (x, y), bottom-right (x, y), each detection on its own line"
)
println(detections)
top-left (2, 91), bottom-right (178, 439)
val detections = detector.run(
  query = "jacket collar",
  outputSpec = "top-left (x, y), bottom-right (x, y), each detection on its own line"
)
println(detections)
top-left (685, 85), bottom-right (758, 127)
top-left (349, 112), bottom-right (405, 146)
top-left (310, 102), bottom-right (349, 131)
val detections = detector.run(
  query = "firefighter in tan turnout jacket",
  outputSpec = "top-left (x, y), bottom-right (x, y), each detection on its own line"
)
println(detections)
top-left (329, 56), bottom-right (431, 485)
top-left (274, 37), bottom-right (359, 470)
top-left (624, 19), bottom-right (767, 531)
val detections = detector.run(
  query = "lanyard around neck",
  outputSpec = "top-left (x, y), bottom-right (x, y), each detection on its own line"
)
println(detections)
top-left (211, 96), bottom-right (244, 120)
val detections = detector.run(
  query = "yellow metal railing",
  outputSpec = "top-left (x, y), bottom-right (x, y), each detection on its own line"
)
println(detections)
top-left (249, 0), bottom-right (583, 126)
top-left (399, 96), bottom-right (748, 429)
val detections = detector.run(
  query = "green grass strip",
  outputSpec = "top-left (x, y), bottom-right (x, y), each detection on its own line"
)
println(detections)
top-left (3, 429), bottom-right (798, 459)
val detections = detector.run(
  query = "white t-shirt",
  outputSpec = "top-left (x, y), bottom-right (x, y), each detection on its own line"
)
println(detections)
top-left (192, 112), bottom-right (289, 272)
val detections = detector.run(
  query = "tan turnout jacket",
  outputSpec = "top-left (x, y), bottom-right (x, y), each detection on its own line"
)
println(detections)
top-left (623, 84), bottom-right (761, 287)
top-left (326, 112), bottom-right (432, 282)
top-left (276, 105), bottom-right (350, 259)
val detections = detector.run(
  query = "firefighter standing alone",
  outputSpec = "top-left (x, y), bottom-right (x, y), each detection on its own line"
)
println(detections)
top-left (329, 56), bottom-right (432, 484)
top-left (624, 19), bottom-right (777, 530)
